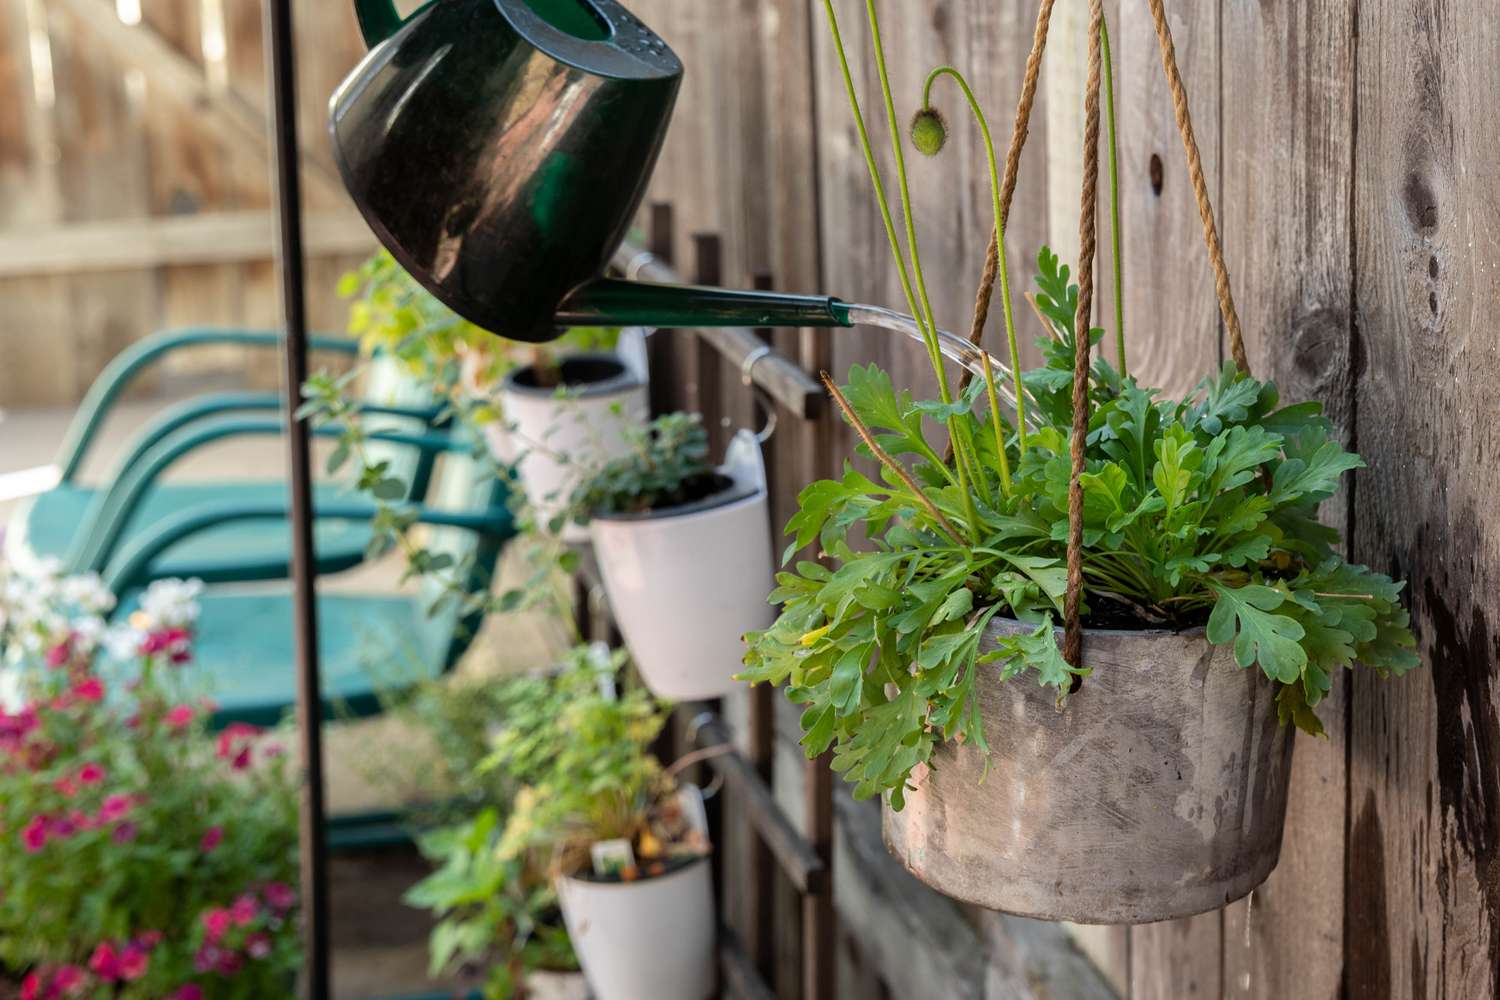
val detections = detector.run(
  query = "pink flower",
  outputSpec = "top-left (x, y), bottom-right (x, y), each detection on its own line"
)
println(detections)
top-left (53, 775), bottom-right (78, 799)
top-left (135, 930), bottom-right (162, 949)
top-left (201, 907), bottom-right (232, 944)
top-left (67, 810), bottom-right (94, 832)
top-left (111, 821), bottom-right (138, 844)
top-left (171, 986), bottom-right (203, 1000)
top-left (199, 825), bottom-right (224, 854)
top-left (45, 640), bottom-right (72, 669)
top-left (22, 815), bottom-right (49, 852)
top-left (215, 950), bottom-right (242, 976)
top-left (164, 705), bottom-right (196, 729)
top-left (47, 815), bottom-right (77, 840)
top-left (88, 942), bottom-right (121, 981)
top-left (141, 628), bottom-right (192, 659)
top-left (246, 933), bottom-right (272, 959)
top-left (117, 943), bottom-right (149, 981)
top-left (216, 723), bottom-right (262, 771)
top-left (77, 763), bottom-right (105, 786)
top-left (193, 946), bottom-right (220, 974)
top-left (50, 965), bottom-right (86, 996)
top-left (20, 972), bottom-right (39, 1000)
top-left (230, 893), bottom-right (260, 927)
top-left (98, 794), bottom-right (133, 824)
top-left (262, 881), bottom-right (296, 913)
top-left (71, 677), bottom-right (105, 704)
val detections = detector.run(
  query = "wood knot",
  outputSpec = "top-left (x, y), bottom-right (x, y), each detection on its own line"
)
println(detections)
top-left (1402, 171), bottom-right (1439, 232)
top-left (1149, 154), bottom-right (1165, 196)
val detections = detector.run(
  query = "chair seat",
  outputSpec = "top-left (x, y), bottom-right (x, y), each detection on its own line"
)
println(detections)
top-left (6, 482), bottom-right (374, 583)
top-left (117, 589), bottom-right (444, 729)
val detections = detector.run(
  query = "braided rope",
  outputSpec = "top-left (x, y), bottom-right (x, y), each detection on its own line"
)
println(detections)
top-left (1064, 0), bottom-right (1105, 670)
top-left (1145, 0), bottom-right (1249, 374)
top-left (957, 0), bottom-right (1056, 394)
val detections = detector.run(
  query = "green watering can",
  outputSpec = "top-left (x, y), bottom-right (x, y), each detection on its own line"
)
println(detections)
top-left (331, 0), bottom-right (856, 343)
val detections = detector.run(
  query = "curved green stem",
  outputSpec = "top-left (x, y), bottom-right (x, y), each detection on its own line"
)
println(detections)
top-left (865, 0), bottom-right (951, 406)
top-left (1100, 17), bottom-right (1126, 377)
top-left (921, 65), bottom-right (1029, 456)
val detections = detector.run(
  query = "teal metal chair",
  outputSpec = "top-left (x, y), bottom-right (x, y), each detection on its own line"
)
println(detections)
top-left (101, 431), bottom-right (515, 731)
top-left (4, 328), bottom-right (444, 584)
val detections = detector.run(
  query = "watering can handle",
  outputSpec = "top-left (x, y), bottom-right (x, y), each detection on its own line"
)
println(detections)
top-left (354, 0), bottom-right (428, 47)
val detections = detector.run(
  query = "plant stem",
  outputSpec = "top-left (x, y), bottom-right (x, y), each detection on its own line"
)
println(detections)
top-left (820, 1), bottom-right (940, 378)
top-left (823, 373), bottom-right (966, 547)
top-left (980, 351), bottom-right (1013, 498)
top-left (1100, 16), bottom-right (1126, 377)
top-left (864, 0), bottom-right (951, 405)
top-left (923, 66), bottom-right (1029, 454)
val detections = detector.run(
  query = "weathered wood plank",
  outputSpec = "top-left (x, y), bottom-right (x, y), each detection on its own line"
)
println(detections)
top-left (1218, 1), bottom-right (1356, 997)
top-left (1115, 0), bottom-right (1222, 397)
top-left (1348, 2), bottom-right (1500, 998)
top-left (0, 210), bottom-right (374, 276)
top-left (1117, 0), bottom-right (1227, 992)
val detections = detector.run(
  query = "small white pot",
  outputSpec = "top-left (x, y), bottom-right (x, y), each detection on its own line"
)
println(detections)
top-left (487, 333), bottom-right (650, 542)
top-left (589, 432), bottom-right (775, 700)
top-left (556, 859), bottom-right (716, 1000)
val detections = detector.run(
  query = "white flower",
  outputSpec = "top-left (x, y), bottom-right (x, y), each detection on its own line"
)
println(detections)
top-left (61, 573), bottom-right (116, 616)
top-left (104, 625), bottom-right (146, 663)
top-left (138, 578), bottom-right (204, 629)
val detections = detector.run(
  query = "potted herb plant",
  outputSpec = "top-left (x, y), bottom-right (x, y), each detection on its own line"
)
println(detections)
top-left (741, 0), bottom-right (1420, 923)
top-left (572, 414), bottom-right (775, 701)
top-left (491, 328), bottom-right (650, 541)
top-left (341, 251), bottom-right (649, 541)
top-left (487, 647), bottom-right (715, 1000)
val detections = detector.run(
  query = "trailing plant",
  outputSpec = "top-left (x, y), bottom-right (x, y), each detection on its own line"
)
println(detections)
top-left (568, 411), bottom-right (720, 520)
top-left (740, 0), bottom-right (1419, 810)
top-left (0, 566), bottom-right (299, 998)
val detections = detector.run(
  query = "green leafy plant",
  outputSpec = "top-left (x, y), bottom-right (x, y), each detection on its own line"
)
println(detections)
top-left (486, 647), bottom-right (709, 881)
top-left (568, 411), bottom-right (721, 520)
top-left (740, 2), bottom-right (1419, 811)
top-left (403, 648), bottom-right (707, 999)
top-left (0, 568), bottom-right (299, 998)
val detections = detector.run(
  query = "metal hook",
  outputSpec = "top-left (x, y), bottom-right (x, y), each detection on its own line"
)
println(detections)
top-left (740, 345), bottom-right (778, 444)
top-left (624, 249), bottom-right (658, 281)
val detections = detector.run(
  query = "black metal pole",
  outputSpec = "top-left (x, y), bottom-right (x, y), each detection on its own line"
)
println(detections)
top-left (264, 1), bottom-right (330, 996)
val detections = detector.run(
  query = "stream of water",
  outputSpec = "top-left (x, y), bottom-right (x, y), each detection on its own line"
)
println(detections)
top-left (843, 304), bottom-right (1039, 427)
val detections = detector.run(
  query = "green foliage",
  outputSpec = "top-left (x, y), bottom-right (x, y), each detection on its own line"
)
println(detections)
top-left (0, 570), bottom-right (300, 997)
top-left (742, 248), bottom-right (1420, 809)
top-left (569, 411), bottom-right (716, 520)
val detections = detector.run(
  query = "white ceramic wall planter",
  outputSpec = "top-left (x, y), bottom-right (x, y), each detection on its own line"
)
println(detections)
top-left (484, 331), bottom-right (650, 542)
top-left (556, 858), bottom-right (716, 1000)
top-left (590, 431), bottom-right (775, 700)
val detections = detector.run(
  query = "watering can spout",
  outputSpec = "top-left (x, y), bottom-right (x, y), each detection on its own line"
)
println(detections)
top-left (330, 0), bottom-right (852, 342)
top-left (556, 278), bottom-right (853, 331)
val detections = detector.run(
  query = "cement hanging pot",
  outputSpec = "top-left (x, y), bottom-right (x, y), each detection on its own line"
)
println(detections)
top-left (882, 616), bottom-right (1295, 925)
top-left (555, 857), bottom-right (716, 1000)
top-left (590, 430), bottom-right (774, 700)
top-left (487, 330), bottom-right (650, 542)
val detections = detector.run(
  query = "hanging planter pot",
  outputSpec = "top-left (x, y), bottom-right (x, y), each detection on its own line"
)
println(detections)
top-left (556, 857), bottom-right (716, 1000)
top-left (590, 430), bottom-right (774, 701)
top-left (487, 331), bottom-right (650, 542)
top-left (882, 616), bottom-right (1295, 924)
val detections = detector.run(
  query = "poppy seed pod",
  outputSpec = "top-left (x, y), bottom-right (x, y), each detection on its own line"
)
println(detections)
top-left (910, 106), bottom-right (948, 157)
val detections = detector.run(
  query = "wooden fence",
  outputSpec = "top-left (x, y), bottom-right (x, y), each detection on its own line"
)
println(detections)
top-left (7, 1), bottom-right (1497, 997)
top-left (0, 0), bottom-right (376, 406)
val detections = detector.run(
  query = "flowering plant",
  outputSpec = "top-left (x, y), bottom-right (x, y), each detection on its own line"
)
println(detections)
top-left (0, 564), bottom-right (300, 998)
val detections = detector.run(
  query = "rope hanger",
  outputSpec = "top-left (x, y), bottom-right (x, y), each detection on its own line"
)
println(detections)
top-left (960, 0), bottom-right (1251, 666)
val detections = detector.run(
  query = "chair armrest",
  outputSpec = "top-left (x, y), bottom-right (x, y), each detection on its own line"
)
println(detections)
top-left (108, 395), bottom-right (449, 489)
top-left (103, 500), bottom-right (515, 595)
top-left (69, 417), bottom-right (471, 574)
top-left (56, 327), bottom-right (355, 482)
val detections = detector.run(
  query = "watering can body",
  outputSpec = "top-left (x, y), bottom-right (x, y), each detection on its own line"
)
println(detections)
top-left (331, 0), bottom-right (851, 343)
